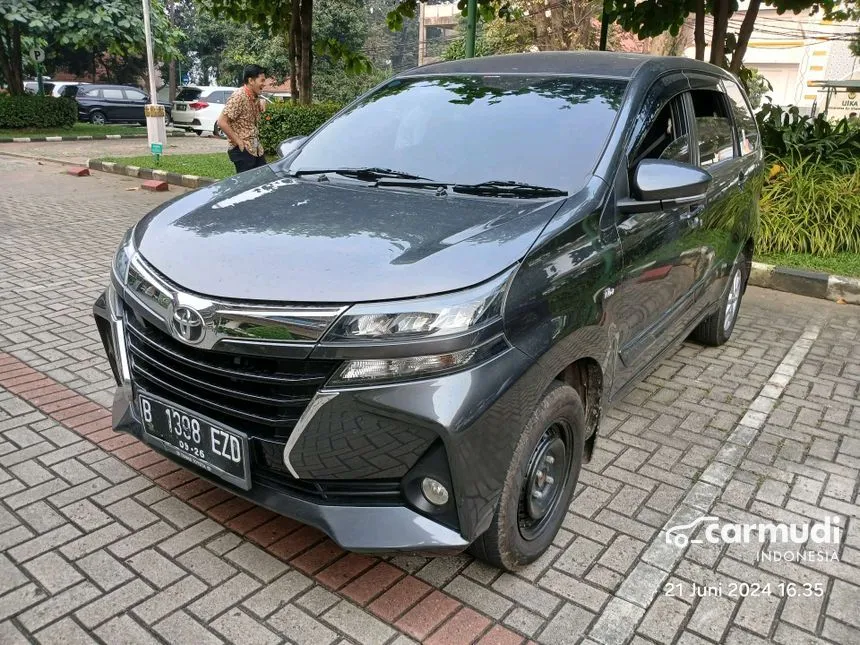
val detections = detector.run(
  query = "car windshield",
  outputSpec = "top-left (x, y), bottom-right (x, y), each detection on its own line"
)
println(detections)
top-left (287, 74), bottom-right (627, 193)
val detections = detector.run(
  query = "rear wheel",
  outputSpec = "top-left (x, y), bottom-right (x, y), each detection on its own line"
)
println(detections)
top-left (194, 130), bottom-right (203, 136)
top-left (691, 251), bottom-right (747, 346)
top-left (469, 382), bottom-right (585, 571)
top-left (90, 110), bottom-right (107, 125)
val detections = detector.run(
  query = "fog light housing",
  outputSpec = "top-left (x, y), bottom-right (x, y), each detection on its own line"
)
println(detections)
top-left (421, 477), bottom-right (449, 506)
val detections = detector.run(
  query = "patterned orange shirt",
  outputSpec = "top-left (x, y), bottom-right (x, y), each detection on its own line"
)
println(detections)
top-left (222, 87), bottom-right (264, 157)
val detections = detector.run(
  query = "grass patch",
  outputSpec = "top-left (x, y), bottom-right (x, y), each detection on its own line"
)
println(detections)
top-left (0, 123), bottom-right (155, 138)
top-left (756, 252), bottom-right (860, 278)
top-left (100, 153), bottom-right (236, 179)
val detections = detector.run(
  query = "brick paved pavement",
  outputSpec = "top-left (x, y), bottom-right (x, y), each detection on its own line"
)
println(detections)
top-left (1, 155), bottom-right (858, 644)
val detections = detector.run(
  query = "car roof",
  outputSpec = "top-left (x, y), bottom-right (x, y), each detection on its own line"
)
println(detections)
top-left (400, 51), bottom-right (732, 82)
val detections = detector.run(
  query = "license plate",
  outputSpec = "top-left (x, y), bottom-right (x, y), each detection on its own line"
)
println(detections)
top-left (138, 393), bottom-right (251, 490)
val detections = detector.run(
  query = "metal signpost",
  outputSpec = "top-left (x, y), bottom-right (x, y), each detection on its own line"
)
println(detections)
top-left (31, 48), bottom-right (46, 95)
top-left (142, 0), bottom-right (167, 158)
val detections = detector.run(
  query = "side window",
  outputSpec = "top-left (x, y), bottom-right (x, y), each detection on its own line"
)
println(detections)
top-left (723, 81), bottom-right (760, 155)
top-left (690, 89), bottom-right (735, 167)
top-left (211, 92), bottom-right (228, 104)
top-left (103, 89), bottom-right (125, 100)
top-left (84, 89), bottom-right (101, 98)
top-left (125, 89), bottom-right (146, 100)
top-left (632, 97), bottom-right (691, 166)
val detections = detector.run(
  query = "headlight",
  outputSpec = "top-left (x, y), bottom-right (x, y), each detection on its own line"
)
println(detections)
top-left (112, 227), bottom-right (136, 284)
top-left (327, 336), bottom-right (509, 386)
top-left (322, 268), bottom-right (515, 343)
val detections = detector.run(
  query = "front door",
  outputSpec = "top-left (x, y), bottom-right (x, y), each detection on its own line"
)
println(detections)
top-left (124, 88), bottom-right (149, 122)
top-left (609, 79), bottom-right (708, 397)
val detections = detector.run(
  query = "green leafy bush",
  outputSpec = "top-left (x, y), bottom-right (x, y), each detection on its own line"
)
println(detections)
top-left (0, 95), bottom-right (77, 129)
top-left (756, 102), bottom-right (860, 173)
top-left (259, 102), bottom-right (343, 154)
top-left (759, 158), bottom-right (860, 256)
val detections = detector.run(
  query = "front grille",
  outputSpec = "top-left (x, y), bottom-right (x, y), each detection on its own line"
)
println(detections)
top-left (122, 303), bottom-right (403, 505)
top-left (123, 304), bottom-right (340, 440)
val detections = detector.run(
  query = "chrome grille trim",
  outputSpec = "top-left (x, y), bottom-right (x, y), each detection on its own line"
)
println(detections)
top-left (122, 304), bottom-right (341, 439)
top-left (123, 253), bottom-right (348, 348)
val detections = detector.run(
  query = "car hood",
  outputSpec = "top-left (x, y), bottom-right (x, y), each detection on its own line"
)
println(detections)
top-left (134, 166), bottom-right (575, 303)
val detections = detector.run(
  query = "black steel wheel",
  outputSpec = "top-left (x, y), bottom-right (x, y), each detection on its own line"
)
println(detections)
top-left (469, 382), bottom-right (585, 571)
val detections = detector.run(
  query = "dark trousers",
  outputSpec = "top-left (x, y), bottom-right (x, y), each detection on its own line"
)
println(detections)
top-left (229, 147), bottom-right (267, 174)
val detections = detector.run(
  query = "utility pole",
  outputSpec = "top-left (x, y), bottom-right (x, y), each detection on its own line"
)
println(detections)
top-left (418, 1), bottom-right (426, 66)
top-left (465, 0), bottom-right (478, 58)
top-left (599, 1), bottom-right (610, 51)
top-left (142, 0), bottom-right (167, 157)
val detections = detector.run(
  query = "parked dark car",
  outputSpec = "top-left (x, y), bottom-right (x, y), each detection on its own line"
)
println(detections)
top-left (93, 52), bottom-right (763, 571)
top-left (68, 83), bottom-right (172, 125)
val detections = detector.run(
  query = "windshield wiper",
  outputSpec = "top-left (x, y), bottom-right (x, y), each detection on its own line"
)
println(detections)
top-left (291, 167), bottom-right (430, 181)
top-left (452, 180), bottom-right (568, 198)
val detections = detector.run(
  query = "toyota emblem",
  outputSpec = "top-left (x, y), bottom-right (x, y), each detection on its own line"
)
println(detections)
top-left (171, 306), bottom-right (205, 344)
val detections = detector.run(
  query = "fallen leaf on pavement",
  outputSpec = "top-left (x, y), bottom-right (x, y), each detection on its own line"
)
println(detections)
top-left (125, 187), bottom-right (140, 191)
top-left (836, 298), bottom-right (847, 305)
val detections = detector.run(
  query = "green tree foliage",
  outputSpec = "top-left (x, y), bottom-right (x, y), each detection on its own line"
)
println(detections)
top-left (0, 0), bottom-right (180, 95)
top-left (603, 0), bottom-right (856, 75)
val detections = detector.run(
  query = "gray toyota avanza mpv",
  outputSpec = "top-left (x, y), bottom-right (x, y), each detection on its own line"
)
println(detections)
top-left (94, 52), bottom-right (763, 570)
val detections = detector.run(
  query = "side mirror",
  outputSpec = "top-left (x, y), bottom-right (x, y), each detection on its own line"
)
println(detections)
top-left (277, 135), bottom-right (308, 159)
top-left (618, 159), bottom-right (711, 214)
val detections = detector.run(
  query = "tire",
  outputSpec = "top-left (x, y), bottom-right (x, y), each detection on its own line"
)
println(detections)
top-left (469, 382), bottom-right (585, 571)
top-left (90, 110), bottom-right (107, 125)
top-left (214, 123), bottom-right (226, 139)
top-left (690, 251), bottom-right (747, 346)
top-left (195, 130), bottom-right (203, 136)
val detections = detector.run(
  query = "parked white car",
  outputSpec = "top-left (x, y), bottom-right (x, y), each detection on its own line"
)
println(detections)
top-left (172, 85), bottom-right (239, 137)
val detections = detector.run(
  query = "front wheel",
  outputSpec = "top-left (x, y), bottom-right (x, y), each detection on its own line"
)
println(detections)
top-left (469, 382), bottom-right (585, 571)
top-left (213, 123), bottom-right (227, 139)
top-left (690, 252), bottom-right (747, 346)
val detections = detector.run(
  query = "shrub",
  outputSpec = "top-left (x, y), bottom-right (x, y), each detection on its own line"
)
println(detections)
top-left (759, 157), bottom-right (860, 256)
top-left (0, 95), bottom-right (77, 129)
top-left (755, 103), bottom-right (860, 173)
top-left (259, 101), bottom-right (343, 154)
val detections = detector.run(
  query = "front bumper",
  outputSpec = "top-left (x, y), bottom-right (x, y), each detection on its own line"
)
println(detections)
top-left (94, 286), bottom-right (547, 552)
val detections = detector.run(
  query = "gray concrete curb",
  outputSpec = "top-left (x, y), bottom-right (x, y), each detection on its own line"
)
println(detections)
top-left (749, 261), bottom-right (860, 305)
top-left (87, 159), bottom-right (216, 189)
top-left (0, 132), bottom-right (197, 143)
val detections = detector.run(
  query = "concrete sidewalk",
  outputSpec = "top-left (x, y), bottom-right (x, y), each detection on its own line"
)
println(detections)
top-left (1, 156), bottom-right (858, 645)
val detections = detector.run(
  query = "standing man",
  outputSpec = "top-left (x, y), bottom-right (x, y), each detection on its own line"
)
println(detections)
top-left (218, 64), bottom-right (268, 174)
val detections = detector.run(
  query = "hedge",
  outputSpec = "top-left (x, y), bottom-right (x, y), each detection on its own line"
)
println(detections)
top-left (259, 101), bottom-right (343, 154)
top-left (0, 95), bottom-right (77, 129)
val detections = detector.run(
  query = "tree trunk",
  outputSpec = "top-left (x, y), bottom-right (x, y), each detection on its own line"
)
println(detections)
top-left (167, 0), bottom-right (178, 102)
top-left (1, 24), bottom-right (25, 95)
top-left (169, 60), bottom-right (177, 102)
top-left (694, 0), bottom-right (706, 60)
top-left (710, 0), bottom-right (730, 67)
top-left (289, 0), bottom-right (300, 102)
top-left (0, 27), bottom-right (22, 95)
top-left (299, 0), bottom-right (313, 104)
top-left (730, 0), bottom-right (760, 74)
top-left (91, 50), bottom-right (97, 83)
